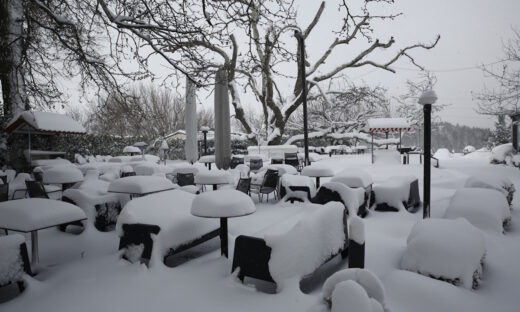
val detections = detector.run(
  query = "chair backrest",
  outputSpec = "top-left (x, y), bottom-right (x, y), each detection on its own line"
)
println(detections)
top-left (236, 177), bottom-right (251, 194)
top-left (25, 180), bottom-right (49, 199)
top-left (0, 184), bottom-right (8, 202)
top-left (33, 171), bottom-right (43, 182)
top-left (121, 171), bottom-right (137, 178)
top-left (230, 157), bottom-right (245, 169)
top-left (284, 152), bottom-right (300, 167)
top-left (249, 158), bottom-right (263, 171)
top-left (0, 175), bottom-right (7, 184)
top-left (177, 173), bottom-right (195, 186)
top-left (262, 169), bottom-right (279, 189)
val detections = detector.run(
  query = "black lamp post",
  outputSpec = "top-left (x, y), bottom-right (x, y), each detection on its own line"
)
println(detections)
top-left (201, 126), bottom-right (209, 156)
top-left (294, 30), bottom-right (310, 167)
top-left (418, 90), bottom-right (437, 219)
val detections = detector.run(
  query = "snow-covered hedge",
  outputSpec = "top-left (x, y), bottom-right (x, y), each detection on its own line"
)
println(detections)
top-left (444, 188), bottom-right (511, 233)
top-left (401, 218), bottom-right (486, 289)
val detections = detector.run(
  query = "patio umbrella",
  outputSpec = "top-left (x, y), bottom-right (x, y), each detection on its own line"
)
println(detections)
top-left (185, 76), bottom-right (198, 164)
top-left (214, 68), bottom-right (231, 169)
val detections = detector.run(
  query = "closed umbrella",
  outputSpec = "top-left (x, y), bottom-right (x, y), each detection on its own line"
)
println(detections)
top-left (185, 76), bottom-right (198, 164)
top-left (214, 68), bottom-right (231, 169)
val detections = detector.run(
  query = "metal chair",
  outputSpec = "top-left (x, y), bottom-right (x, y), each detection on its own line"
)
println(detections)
top-left (230, 157), bottom-right (245, 169)
top-left (177, 173), bottom-right (195, 186)
top-left (284, 152), bottom-right (301, 171)
top-left (236, 177), bottom-right (251, 195)
top-left (251, 169), bottom-right (279, 202)
top-left (249, 158), bottom-right (263, 173)
top-left (25, 180), bottom-right (49, 198)
top-left (0, 175), bottom-right (7, 184)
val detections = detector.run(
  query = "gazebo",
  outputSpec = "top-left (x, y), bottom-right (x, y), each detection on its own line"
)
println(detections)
top-left (366, 118), bottom-right (411, 164)
top-left (5, 111), bottom-right (86, 165)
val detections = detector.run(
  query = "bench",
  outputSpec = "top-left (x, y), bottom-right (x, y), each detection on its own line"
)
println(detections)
top-left (232, 202), bottom-right (348, 289)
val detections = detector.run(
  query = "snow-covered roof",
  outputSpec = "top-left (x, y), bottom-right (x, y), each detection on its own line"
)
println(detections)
top-left (5, 111), bottom-right (86, 134)
top-left (366, 118), bottom-right (411, 132)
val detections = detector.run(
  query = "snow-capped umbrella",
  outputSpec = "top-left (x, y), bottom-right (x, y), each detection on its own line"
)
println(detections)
top-left (214, 68), bottom-right (231, 169)
top-left (185, 76), bottom-right (198, 164)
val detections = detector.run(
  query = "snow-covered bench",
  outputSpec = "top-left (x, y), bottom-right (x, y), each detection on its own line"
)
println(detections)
top-left (373, 175), bottom-right (420, 212)
top-left (232, 202), bottom-right (348, 289)
top-left (117, 190), bottom-right (219, 266)
top-left (401, 218), bottom-right (486, 289)
top-left (311, 182), bottom-right (365, 217)
top-left (444, 188), bottom-right (511, 233)
top-left (0, 234), bottom-right (32, 293)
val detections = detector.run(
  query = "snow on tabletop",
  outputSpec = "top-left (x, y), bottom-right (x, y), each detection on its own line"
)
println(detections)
top-left (191, 189), bottom-right (255, 218)
top-left (491, 143), bottom-right (513, 163)
top-left (100, 171), bottom-right (120, 182)
top-left (117, 190), bottom-right (219, 256)
top-left (6, 111), bottom-right (86, 133)
top-left (122, 146), bottom-right (141, 154)
top-left (332, 169), bottom-right (373, 188)
top-left (301, 165), bottom-right (334, 177)
top-left (194, 170), bottom-right (232, 185)
top-left (107, 176), bottom-right (174, 194)
top-left (444, 188), bottom-right (510, 233)
top-left (31, 158), bottom-right (72, 167)
top-left (373, 178), bottom-right (410, 211)
top-left (434, 148), bottom-right (451, 159)
top-left (0, 198), bottom-right (86, 232)
top-left (120, 165), bottom-right (134, 173)
top-left (108, 156), bottom-right (133, 163)
top-left (134, 163), bottom-right (173, 176)
top-left (280, 174), bottom-right (317, 198)
top-left (0, 234), bottom-right (26, 286)
top-left (42, 166), bottom-right (84, 184)
top-left (319, 182), bottom-right (365, 216)
top-left (366, 118), bottom-right (410, 130)
top-left (330, 280), bottom-right (383, 312)
top-left (131, 154), bottom-right (160, 163)
top-left (401, 218), bottom-right (486, 289)
top-left (198, 155), bottom-right (216, 163)
top-left (265, 201), bottom-right (345, 286)
top-left (63, 187), bottom-right (120, 224)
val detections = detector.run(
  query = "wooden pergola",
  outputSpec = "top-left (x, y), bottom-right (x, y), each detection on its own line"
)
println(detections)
top-left (366, 118), bottom-right (411, 164)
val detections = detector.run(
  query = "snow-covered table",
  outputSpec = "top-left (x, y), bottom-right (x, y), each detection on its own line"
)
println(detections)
top-left (194, 170), bottom-right (231, 191)
top-left (301, 166), bottom-right (334, 188)
top-left (42, 165), bottom-right (84, 190)
top-left (199, 155), bottom-right (216, 170)
top-left (191, 190), bottom-right (255, 257)
top-left (0, 198), bottom-right (87, 267)
top-left (108, 176), bottom-right (175, 197)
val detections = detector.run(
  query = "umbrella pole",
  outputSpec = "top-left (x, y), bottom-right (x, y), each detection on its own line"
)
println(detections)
top-left (28, 129), bottom-right (32, 166)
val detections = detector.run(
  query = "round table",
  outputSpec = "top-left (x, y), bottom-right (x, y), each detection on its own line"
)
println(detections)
top-left (199, 155), bottom-right (216, 170)
top-left (301, 166), bottom-right (334, 188)
top-left (194, 170), bottom-right (231, 191)
top-left (191, 189), bottom-right (255, 257)
top-left (42, 166), bottom-right (84, 190)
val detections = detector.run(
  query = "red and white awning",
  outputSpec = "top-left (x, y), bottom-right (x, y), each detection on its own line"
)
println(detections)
top-left (366, 118), bottom-right (411, 133)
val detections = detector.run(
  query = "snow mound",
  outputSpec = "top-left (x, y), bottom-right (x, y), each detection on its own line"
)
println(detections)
top-left (373, 177), bottom-right (412, 211)
top-left (191, 189), bottom-right (255, 218)
top-left (332, 169), bottom-right (372, 188)
top-left (123, 146), bottom-right (141, 154)
top-left (433, 148), bottom-right (451, 159)
top-left (301, 165), bottom-right (334, 177)
top-left (108, 176), bottom-right (174, 194)
top-left (491, 143), bottom-right (513, 163)
top-left (42, 166), bottom-right (83, 184)
top-left (463, 145), bottom-right (476, 154)
top-left (265, 202), bottom-right (345, 285)
top-left (444, 188), bottom-right (511, 233)
top-left (0, 234), bottom-right (26, 286)
top-left (401, 218), bottom-right (486, 289)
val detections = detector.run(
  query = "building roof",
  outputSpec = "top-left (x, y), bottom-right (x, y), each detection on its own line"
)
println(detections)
top-left (5, 111), bottom-right (86, 135)
top-left (366, 118), bottom-right (411, 133)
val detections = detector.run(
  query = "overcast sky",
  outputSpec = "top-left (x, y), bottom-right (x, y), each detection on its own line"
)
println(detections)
top-left (293, 0), bottom-right (520, 128)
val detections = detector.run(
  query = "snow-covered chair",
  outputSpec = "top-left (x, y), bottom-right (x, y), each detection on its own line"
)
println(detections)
top-left (250, 169), bottom-right (279, 202)
top-left (117, 190), bottom-right (219, 266)
top-left (330, 169), bottom-right (373, 216)
top-left (444, 188), bottom-right (511, 233)
top-left (401, 218), bottom-right (486, 289)
top-left (279, 174), bottom-right (316, 203)
top-left (311, 182), bottom-right (366, 217)
top-left (373, 175), bottom-right (420, 212)
top-left (232, 202), bottom-right (348, 290)
top-left (0, 234), bottom-right (32, 293)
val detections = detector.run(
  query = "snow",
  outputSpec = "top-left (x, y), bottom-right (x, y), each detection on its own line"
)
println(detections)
top-left (401, 218), bottom-right (486, 289)
top-left (491, 143), bottom-right (513, 163)
top-left (349, 216), bottom-right (365, 244)
top-left (0, 234), bottom-right (25, 286)
top-left (0, 198), bottom-right (86, 232)
top-left (120, 165), bottom-right (134, 173)
top-left (107, 176), bottom-right (174, 194)
top-left (373, 177), bottom-right (413, 211)
top-left (301, 165), bottom-right (334, 177)
top-left (373, 150), bottom-right (401, 164)
top-left (117, 190), bottom-right (219, 264)
top-left (198, 155), bottom-right (216, 163)
top-left (366, 118), bottom-right (410, 130)
top-left (444, 188), bottom-right (510, 233)
top-left (134, 163), bottom-right (172, 176)
top-left (194, 170), bottom-right (232, 185)
top-left (247, 145), bottom-right (298, 159)
top-left (122, 146), bottom-right (141, 154)
top-left (265, 202), bottom-right (345, 286)
top-left (463, 145), bottom-right (476, 154)
top-left (331, 169), bottom-right (373, 188)
top-left (31, 158), bottom-right (72, 167)
top-left (8, 173), bottom-right (32, 199)
top-left (42, 166), bottom-right (84, 184)
top-left (191, 189), bottom-right (256, 218)
top-left (318, 182), bottom-right (365, 216)
top-left (331, 280), bottom-right (373, 312)
top-left (280, 174), bottom-right (317, 200)
top-left (433, 148), bottom-right (451, 159)
top-left (2, 169), bottom-right (16, 184)
top-left (261, 164), bottom-right (298, 176)
top-left (108, 155), bottom-right (133, 163)
top-left (6, 111), bottom-right (86, 134)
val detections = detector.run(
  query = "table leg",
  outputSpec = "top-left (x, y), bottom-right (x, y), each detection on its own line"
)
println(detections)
top-left (208, 163), bottom-right (212, 170)
top-left (31, 231), bottom-right (39, 266)
top-left (213, 184), bottom-right (218, 191)
top-left (316, 177), bottom-right (321, 188)
top-left (220, 218), bottom-right (228, 258)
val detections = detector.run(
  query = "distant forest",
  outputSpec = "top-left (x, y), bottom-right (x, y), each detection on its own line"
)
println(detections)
top-left (401, 122), bottom-right (493, 152)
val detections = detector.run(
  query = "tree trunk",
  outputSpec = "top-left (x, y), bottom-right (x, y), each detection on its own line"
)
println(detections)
top-left (0, 0), bottom-right (27, 117)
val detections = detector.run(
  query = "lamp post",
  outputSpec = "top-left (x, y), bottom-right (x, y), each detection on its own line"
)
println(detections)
top-left (201, 126), bottom-right (209, 156)
top-left (418, 90), bottom-right (437, 219)
top-left (294, 30), bottom-right (310, 167)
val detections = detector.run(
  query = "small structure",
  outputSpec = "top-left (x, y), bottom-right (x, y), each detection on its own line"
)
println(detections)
top-left (5, 111), bottom-right (86, 166)
top-left (122, 146), bottom-right (141, 156)
top-left (365, 118), bottom-right (411, 164)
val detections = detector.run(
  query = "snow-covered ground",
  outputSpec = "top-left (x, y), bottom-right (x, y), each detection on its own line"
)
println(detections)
top-left (1, 153), bottom-right (520, 312)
